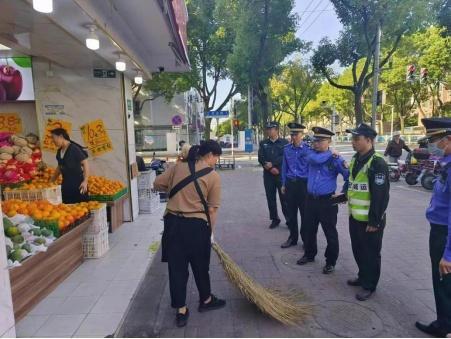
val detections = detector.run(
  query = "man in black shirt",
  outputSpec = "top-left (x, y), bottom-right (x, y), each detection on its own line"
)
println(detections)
top-left (258, 121), bottom-right (289, 229)
top-left (384, 131), bottom-right (411, 163)
top-left (345, 123), bottom-right (390, 301)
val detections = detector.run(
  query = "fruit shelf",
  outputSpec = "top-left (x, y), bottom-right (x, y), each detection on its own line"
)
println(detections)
top-left (3, 185), bottom-right (62, 205)
top-left (88, 187), bottom-right (128, 202)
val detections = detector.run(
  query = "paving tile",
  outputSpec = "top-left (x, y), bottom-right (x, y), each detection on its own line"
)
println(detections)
top-left (28, 297), bottom-right (67, 316)
top-left (34, 314), bottom-right (86, 337)
top-left (74, 313), bottom-right (123, 337)
top-left (90, 294), bottom-right (133, 314)
top-left (15, 315), bottom-right (49, 337)
top-left (47, 280), bottom-right (81, 298)
top-left (103, 280), bottom-right (141, 297)
top-left (55, 296), bottom-right (98, 315)
top-left (71, 281), bottom-right (109, 297)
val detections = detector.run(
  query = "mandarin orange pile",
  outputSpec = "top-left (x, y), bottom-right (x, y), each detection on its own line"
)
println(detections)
top-left (88, 176), bottom-right (125, 196)
top-left (34, 167), bottom-right (62, 185)
top-left (2, 199), bottom-right (90, 230)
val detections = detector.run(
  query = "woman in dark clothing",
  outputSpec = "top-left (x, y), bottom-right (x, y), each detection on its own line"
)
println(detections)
top-left (50, 128), bottom-right (89, 204)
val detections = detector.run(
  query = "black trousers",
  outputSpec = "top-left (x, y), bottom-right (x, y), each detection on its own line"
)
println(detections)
top-left (349, 216), bottom-right (384, 291)
top-left (285, 178), bottom-right (307, 244)
top-left (164, 214), bottom-right (212, 309)
top-left (430, 224), bottom-right (451, 332)
top-left (263, 171), bottom-right (289, 222)
top-left (303, 195), bottom-right (339, 266)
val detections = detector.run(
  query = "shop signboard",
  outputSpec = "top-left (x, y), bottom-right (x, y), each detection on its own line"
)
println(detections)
top-left (245, 128), bottom-right (253, 153)
top-left (80, 119), bottom-right (113, 157)
top-left (93, 69), bottom-right (116, 78)
top-left (42, 119), bottom-right (72, 151)
top-left (0, 113), bottom-right (22, 133)
top-left (0, 56), bottom-right (35, 102)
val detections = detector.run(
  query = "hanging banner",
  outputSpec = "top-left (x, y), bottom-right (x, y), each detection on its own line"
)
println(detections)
top-left (0, 113), bottom-right (22, 133)
top-left (80, 119), bottom-right (113, 157)
top-left (42, 119), bottom-right (72, 151)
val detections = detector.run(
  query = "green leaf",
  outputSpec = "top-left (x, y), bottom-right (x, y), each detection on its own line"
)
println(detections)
top-left (11, 57), bottom-right (32, 68)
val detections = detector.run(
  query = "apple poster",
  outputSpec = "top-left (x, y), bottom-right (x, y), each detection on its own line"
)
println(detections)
top-left (0, 57), bottom-right (35, 102)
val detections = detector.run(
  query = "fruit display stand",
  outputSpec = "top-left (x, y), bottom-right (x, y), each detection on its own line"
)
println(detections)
top-left (105, 192), bottom-right (127, 233)
top-left (3, 185), bottom-right (62, 205)
top-left (9, 216), bottom-right (93, 321)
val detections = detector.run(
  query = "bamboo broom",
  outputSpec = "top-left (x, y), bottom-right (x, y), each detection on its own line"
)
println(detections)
top-left (212, 242), bottom-right (312, 326)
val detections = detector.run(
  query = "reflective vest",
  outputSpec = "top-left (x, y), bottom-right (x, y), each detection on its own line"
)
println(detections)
top-left (347, 153), bottom-right (382, 222)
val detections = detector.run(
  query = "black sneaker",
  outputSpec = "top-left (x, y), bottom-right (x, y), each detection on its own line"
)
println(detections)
top-left (415, 321), bottom-right (447, 337)
top-left (347, 278), bottom-right (362, 286)
top-left (296, 256), bottom-right (314, 265)
top-left (281, 238), bottom-right (297, 248)
top-left (198, 294), bottom-right (226, 313)
top-left (322, 264), bottom-right (335, 274)
top-left (356, 288), bottom-right (374, 301)
top-left (176, 308), bottom-right (189, 328)
top-left (269, 220), bottom-right (281, 229)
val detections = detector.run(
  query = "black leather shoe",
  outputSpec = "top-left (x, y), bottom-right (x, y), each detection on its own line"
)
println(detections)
top-left (347, 278), bottom-right (362, 286)
top-left (176, 308), bottom-right (189, 327)
top-left (296, 256), bottom-right (314, 265)
top-left (198, 294), bottom-right (226, 313)
top-left (269, 220), bottom-right (281, 229)
top-left (281, 239), bottom-right (297, 248)
top-left (415, 321), bottom-right (447, 338)
top-left (322, 264), bottom-right (335, 274)
top-left (356, 289), bottom-right (374, 301)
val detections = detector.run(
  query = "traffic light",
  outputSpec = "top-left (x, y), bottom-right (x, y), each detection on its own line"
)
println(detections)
top-left (233, 119), bottom-right (240, 128)
top-left (420, 68), bottom-right (428, 83)
top-left (406, 64), bottom-right (416, 82)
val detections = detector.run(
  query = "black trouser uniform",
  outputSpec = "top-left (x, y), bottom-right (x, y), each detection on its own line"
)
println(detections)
top-left (285, 178), bottom-right (307, 244)
top-left (429, 223), bottom-right (451, 332)
top-left (349, 216), bottom-right (384, 291)
top-left (263, 171), bottom-right (289, 222)
top-left (303, 194), bottom-right (339, 266)
top-left (163, 213), bottom-right (211, 308)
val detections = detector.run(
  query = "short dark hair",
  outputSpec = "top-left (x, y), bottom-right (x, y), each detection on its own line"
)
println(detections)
top-left (187, 140), bottom-right (222, 162)
top-left (179, 140), bottom-right (186, 147)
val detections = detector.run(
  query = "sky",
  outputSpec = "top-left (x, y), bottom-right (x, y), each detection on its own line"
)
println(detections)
top-left (212, 0), bottom-right (343, 111)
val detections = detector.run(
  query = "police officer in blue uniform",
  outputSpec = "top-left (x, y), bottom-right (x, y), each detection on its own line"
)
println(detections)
top-left (297, 127), bottom-right (349, 274)
top-left (416, 118), bottom-right (451, 338)
top-left (280, 122), bottom-right (312, 248)
top-left (258, 121), bottom-right (289, 229)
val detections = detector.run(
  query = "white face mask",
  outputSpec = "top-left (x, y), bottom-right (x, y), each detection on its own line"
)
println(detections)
top-left (427, 139), bottom-right (445, 157)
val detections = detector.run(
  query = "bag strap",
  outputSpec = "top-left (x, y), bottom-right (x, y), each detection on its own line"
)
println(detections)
top-left (168, 166), bottom-right (213, 199)
top-left (188, 161), bottom-right (212, 227)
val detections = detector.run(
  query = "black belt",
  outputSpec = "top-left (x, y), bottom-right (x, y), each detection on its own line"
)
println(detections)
top-left (307, 193), bottom-right (333, 200)
top-left (287, 177), bottom-right (307, 183)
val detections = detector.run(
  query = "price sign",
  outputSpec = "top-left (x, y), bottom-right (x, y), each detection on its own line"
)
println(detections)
top-left (80, 119), bottom-right (113, 157)
top-left (42, 119), bottom-right (72, 152)
top-left (0, 113), bottom-right (22, 133)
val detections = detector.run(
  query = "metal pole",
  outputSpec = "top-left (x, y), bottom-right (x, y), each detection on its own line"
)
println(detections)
top-left (247, 85), bottom-right (252, 128)
top-left (371, 22), bottom-right (381, 130)
top-left (195, 95), bottom-right (200, 144)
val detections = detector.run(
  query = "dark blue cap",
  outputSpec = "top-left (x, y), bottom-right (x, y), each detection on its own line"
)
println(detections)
top-left (287, 122), bottom-right (306, 133)
top-left (311, 126), bottom-right (334, 140)
top-left (422, 118), bottom-right (451, 140)
top-left (346, 123), bottom-right (377, 138)
top-left (265, 121), bottom-right (280, 129)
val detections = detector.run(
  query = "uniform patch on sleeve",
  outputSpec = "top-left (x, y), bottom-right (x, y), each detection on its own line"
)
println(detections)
top-left (375, 173), bottom-right (386, 185)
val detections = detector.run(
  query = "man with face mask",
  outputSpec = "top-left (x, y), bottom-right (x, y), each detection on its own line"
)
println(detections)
top-left (416, 118), bottom-right (451, 338)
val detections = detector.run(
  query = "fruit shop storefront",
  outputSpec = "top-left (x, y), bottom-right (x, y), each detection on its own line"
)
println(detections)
top-left (0, 0), bottom-right (189, 336)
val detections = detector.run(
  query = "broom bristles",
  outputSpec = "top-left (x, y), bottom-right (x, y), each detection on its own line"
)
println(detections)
top-left (212, 242), bottom-right (312, 326)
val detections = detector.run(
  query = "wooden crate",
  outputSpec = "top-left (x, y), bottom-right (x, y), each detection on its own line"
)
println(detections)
top-left (106, 194), bottom-right (127, 233)
top-left (9, 217), bottom-right (92, 321)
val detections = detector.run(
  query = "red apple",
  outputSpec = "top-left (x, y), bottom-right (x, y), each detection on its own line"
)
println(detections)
top-left (0, 65), bottom-right (23, 100)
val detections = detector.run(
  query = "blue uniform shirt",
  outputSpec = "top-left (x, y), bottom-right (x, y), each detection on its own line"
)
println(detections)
top-left (307, 150), bottom-right (350, 196)
top-left (281, 142), bottom-right (312, 186)
top-left (426, 155), bottom-right (451, 261)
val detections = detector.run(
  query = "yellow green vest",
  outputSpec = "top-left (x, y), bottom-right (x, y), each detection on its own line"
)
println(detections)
top-left (347, 153), bottom-right (383, 221)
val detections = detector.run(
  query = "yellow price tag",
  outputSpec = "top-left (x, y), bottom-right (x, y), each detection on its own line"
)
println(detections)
top-left (0, 113), bottom-right (22, 134)
top-left (42, 119), bottom-right (72, 152)
top-left (80, 119), bottom-right (113, 156)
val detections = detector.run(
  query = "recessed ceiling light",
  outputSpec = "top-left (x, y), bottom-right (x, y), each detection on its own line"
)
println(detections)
top-left (0, 43), bottom-right (11, 51)
top-left (33, 0), bottom-right (53, 13)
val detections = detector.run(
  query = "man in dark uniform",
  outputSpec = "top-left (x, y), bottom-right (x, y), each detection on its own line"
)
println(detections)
top-left (280, 122), bottom-right (312, 248)
top-left (258, 121), bottom-right (289, 229)
top-left (346, 123), bottom-right (390, 301)
top-left (416, 118), bottom-right (451, 337)
top-left (297, 127), bottom-right (349, 274)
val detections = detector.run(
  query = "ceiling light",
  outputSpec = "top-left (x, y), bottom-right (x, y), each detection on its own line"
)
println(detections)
top-left (134, 71), bottom-right (143, 85)
top-left (33, 0), bottom-right (53, 13)
top-left (85, 25), bottom-right (99, 50)
top-left (115, 54), bottom-right (126, 72)
top-left (0, 43), bottom-right (11, 51)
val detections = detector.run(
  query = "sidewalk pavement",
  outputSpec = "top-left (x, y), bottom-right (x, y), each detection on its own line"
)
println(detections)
top-left (118, 165), bottom-right (435, 337)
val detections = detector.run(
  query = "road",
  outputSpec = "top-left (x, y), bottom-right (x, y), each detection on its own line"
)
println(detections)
top-left (119, 144), bottom-right (434, 337)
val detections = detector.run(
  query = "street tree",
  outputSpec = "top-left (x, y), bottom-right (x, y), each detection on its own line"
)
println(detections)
top-left (269, 59), bottom-right (321, 124)
top-left (144, 0), bottom-right (238, 139)
top-left (311, 0), bottom-right (439, 125)
top-left (227, 0), bottom-right (303, 125)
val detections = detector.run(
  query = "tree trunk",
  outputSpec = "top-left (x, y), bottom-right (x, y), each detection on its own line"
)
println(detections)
top-left (204, 118), bottom-right (212, 140)
top-left (399, 116), bottom-right (405, 134)
top-left (354, 90), bottom-right (364, 126)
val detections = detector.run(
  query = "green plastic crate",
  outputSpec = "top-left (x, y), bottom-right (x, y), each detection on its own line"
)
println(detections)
top-left (88, 188), bottom-right (128, 202)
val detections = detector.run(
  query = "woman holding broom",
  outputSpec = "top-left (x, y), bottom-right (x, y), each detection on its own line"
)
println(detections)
top-left (154, 140), bottom-right (226, 328)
